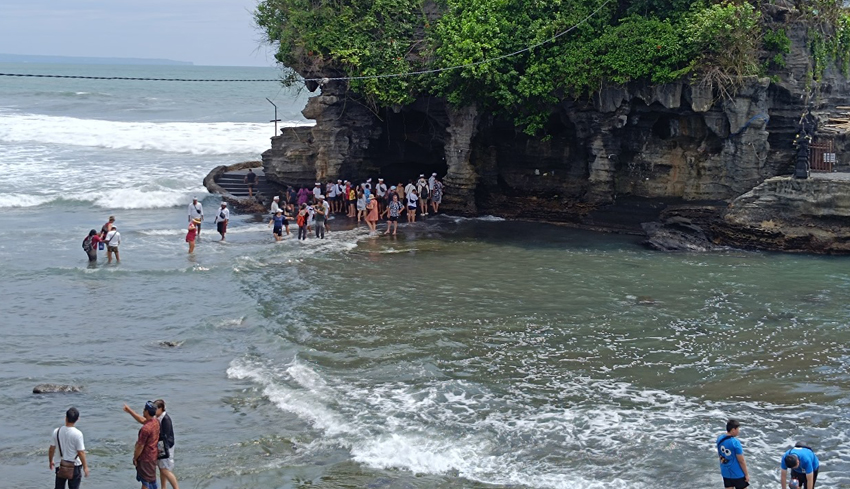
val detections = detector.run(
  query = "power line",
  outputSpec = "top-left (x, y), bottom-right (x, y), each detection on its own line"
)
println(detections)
top-left (0, 0), bottom-right (612, 85)
top-left (0, 73), bottom-right (279, 82)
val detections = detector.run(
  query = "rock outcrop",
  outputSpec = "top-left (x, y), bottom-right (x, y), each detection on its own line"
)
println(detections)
top-left (713, 175), bottom-right (850, 253)
top-left (259, 5), bottom-right (850, 252)
top-left (33, 384), bottom-right (82, 394)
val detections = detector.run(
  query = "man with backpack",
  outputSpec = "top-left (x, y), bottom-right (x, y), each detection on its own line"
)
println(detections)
top-left (82, 230), bottom-right (103, 263)
top-left (781, 443), bottom-right (820, 489)
top-left (716, 419), bottom-right (749, 489)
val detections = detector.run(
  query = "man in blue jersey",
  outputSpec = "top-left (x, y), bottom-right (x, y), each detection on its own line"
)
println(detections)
top-left (781, 443), bottom-right (819, 489)
top-left (717, 419), bottom-right (749, 489)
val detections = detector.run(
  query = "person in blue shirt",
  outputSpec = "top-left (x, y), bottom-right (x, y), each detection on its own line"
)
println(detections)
top-left (717, 419), bottom-right (749, 489)
top-left (781, 443), bottom-right (819, 489)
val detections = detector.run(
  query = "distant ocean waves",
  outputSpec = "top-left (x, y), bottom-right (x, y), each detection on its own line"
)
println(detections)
top-left (0, 109), bottom-right (314, 210)
top-left (0, 109), bottom-right (312, 156)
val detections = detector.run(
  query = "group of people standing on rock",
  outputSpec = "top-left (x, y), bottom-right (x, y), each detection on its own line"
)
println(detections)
top-left (81, 215), bottom-right (121, 265)
top-left (268, 172), bottom-right (447, 240)
top-left (716, 419), bottom-right (820, 489)
top-left (49, 401), bottom-right (178, 489)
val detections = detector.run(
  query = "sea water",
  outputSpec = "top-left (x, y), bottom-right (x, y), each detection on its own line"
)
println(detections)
top-left (1, 63), bottom-right (849, 489)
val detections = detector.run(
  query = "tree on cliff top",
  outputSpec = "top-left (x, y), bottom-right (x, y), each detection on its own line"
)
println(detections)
top-left (255, 0), bottom-right (846, 134)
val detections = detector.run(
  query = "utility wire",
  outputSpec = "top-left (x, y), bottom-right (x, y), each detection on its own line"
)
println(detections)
top-left (0, 0), bottom-right (612, 84)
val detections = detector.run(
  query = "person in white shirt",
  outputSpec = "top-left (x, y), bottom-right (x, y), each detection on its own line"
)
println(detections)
top-left (375, 178), bottom-right (388, 213)
top-left (214, 201), bottom-right (230, 241)
top-left (105, 227), bottom-right (121, 264)
top-left (270, 196), bottom-right (281, 215)
top-left (187, 197), bottom-right (204, 236)
top-left (313, 183), bottom-right (322, 201)
top-left (429, 173), bottom-right (437, 191)
top-left (49, 407), bottom-right (89, 488)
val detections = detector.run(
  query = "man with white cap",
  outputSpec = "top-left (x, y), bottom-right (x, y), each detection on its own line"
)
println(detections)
top-left (313, 182), bottom-right (322, 201)
top-left (270, 196), bottom-right (281, 215)
top-left (214, 201), bottom-right (230, 241)
top-left (187, 197), bottom-right (204, 236)
top-left (375, 178), bottom-right (387, 214)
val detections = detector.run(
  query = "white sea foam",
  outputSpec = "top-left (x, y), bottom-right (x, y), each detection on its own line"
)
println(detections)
top-left (0, 111), bottom-right (311, 155)
top-left (226, 355), bottom-right (850, 489)
top-left (441, 214), bottom-right (506, 222)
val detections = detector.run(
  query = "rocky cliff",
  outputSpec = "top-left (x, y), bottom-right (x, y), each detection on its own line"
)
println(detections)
top-left (261, 4), bottom-right (850, 250)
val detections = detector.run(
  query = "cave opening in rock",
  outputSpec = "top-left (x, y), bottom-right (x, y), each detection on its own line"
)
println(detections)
top-left (366, 109), bottom-right (449, 184)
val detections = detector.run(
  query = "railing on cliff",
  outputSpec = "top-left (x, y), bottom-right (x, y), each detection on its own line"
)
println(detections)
top-left (810, 139), bottom-right (835, 172)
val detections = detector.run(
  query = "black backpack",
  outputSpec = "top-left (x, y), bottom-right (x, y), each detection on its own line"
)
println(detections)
top-left (82, 236), bottom-right (93, 253)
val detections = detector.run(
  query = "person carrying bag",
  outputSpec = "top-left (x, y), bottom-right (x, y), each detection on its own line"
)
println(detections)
top-left (56, 427), bottom-right (78, 480)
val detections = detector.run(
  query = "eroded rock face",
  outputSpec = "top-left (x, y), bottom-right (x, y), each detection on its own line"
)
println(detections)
top-left (261, 12), bottom-right (850, 237)
top-left (713, 175), bottom-right (850, 253)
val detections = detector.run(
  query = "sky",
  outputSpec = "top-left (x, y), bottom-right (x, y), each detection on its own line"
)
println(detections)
top-left (0, 0), bottom-right (277, 66)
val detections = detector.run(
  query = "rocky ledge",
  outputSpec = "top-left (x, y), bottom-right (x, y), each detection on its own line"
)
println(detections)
top-left (712, 174), bottom-right (850, 253)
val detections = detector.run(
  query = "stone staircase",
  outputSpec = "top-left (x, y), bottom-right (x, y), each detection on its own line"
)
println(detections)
top-left (215, 168), bottom-right (278, 199)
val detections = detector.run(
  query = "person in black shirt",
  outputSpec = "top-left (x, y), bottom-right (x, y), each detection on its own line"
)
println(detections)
top-left (244, 168), bottom-right (258, 198)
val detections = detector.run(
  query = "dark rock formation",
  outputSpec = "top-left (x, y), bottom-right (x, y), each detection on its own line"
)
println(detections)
top-left (259, 6), bottom-right (850, 252)
top-left (713, 175), bottom-right (850, 253)
top-left (33, 384), bottom-right (82, 394)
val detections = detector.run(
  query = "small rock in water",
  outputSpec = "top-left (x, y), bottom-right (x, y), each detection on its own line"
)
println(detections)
top-left (636, 296), bottom-right (657, 305)
top-left (159, 341), bottom-right (184, 348)
top-left (33, 384), bottom-right (82, 394)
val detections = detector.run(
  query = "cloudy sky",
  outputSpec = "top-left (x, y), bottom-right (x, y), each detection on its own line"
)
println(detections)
top-left (0, 0), bottom-right (276, 66)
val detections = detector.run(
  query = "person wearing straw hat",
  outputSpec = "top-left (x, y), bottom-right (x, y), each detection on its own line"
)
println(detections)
top-left (186, 218), bottom-right (200, 253)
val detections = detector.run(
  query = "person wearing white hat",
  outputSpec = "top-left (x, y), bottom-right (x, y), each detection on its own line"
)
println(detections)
top-left (187, 197), bottom-right (204, 236)
top-left (214, 201), bottom-right (230, 241)
top-left (375, 178), bottom-right (388, 214)
top-left (313, 183), bottom-right (322, 201)
top-left (270, 195), bottom-right (281, 216)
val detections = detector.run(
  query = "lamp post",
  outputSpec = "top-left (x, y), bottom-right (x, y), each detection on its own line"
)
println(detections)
top-left (266, 98), bottom-right (281, 136)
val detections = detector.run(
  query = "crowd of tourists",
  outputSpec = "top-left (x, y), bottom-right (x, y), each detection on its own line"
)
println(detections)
top-left (186, 172), bottom-right (446, 248)
top-left (81, 174), bottom-right (446, 262)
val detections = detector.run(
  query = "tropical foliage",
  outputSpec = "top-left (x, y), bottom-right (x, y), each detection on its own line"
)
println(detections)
top-left (254, 0), bottom-right (850, 134)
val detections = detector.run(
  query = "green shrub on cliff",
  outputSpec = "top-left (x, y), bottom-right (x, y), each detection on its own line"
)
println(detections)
top-left (253, 0), bottom-right (837, 134)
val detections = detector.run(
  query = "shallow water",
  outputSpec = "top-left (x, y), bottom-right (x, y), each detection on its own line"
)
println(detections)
top-left (2, 64), bottom-right (849, 489)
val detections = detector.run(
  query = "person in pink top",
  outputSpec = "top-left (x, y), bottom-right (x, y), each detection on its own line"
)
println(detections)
top-left (365, 194), bottom-right (379, 232)
top-left (297, 186), bottom-right (311, 206)
top-left (186, 218), bottom-right (199, 253)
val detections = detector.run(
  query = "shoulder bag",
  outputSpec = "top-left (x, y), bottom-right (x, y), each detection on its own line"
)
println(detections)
top-left (56, 427), bottom-right (77, 480)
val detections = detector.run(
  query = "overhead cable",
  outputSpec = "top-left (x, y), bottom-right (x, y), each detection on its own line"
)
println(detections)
top-left (0, 0), bottom-right (612, 84)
